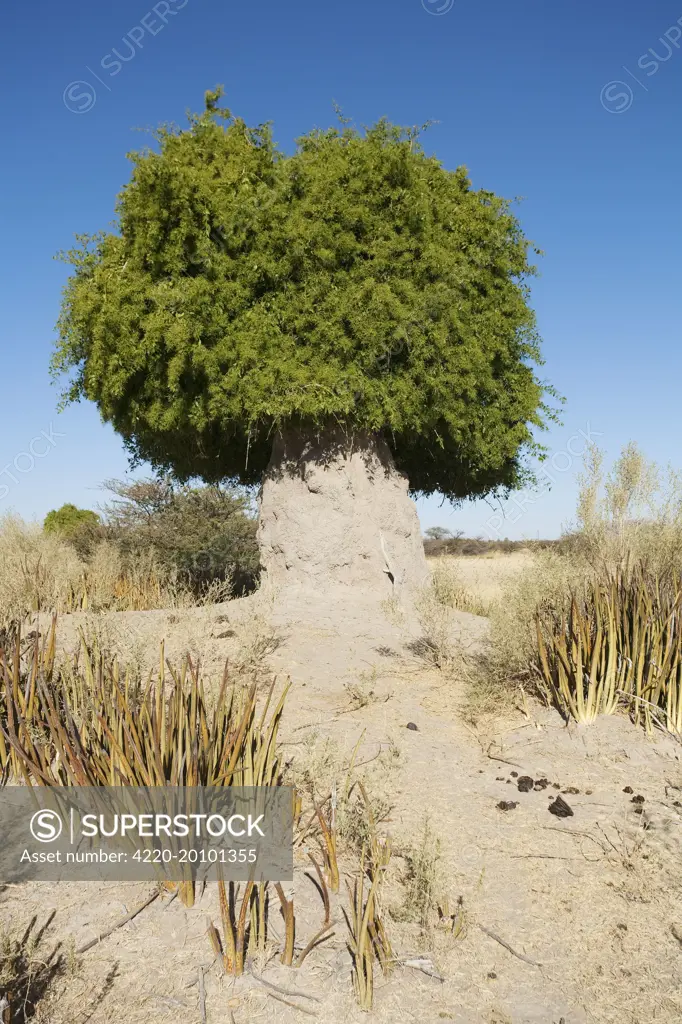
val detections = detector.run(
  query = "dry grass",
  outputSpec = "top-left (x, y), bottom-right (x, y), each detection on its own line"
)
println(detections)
top-left (392, 819), bottom-right (442, 943)
top-left (570, 440), bottom-right (682, 574)
top-left (428, 561), bottom-right (493, 617)
top-left (0, 515), bottom-right (84, 627)
top-left (465, 442), bottom-right (682, 721)
top-left (412, 586), bottom-right (462, 671)
top-left (0, 916), bottom-right (65, 1023)
top-left (0, 516), bottom-right (233, 629)
top-left (287, 729), bottom-right (401, 862)
top-left (486, 549), bottom-right (592, 682)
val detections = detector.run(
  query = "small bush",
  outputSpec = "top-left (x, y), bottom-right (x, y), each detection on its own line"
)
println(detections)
top-left (487, 549), bottom-right (591, 682)
top-left (412, 587), bottom-right (459, 670)
top-left (430, 561), bottom-right (492, 617)
top-left (392, 819), bottom-right (442, 942)
top-left (101, 477), bottom-right (259, 596)
top-left (567, 441), bottom-right (682, 575)
top-left (43, 504), bottom-right (102, 558)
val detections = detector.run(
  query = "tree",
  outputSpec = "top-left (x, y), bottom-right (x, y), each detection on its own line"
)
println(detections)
top-left (52, 89), bottom-right (557, 600)
top-left (101, 478), bottom-right (259, 593)
top-left (44, 504), bottom-right (101, 557)
top-left (424, 527), bottom-right (453, 541)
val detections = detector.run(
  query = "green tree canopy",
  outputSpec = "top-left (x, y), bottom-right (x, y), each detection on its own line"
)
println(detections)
top-left (44, 503), bottom-right (100, 536)
top-left (52, 88), bottom-right (557, 501)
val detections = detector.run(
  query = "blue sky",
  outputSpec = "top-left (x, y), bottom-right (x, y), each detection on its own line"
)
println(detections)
top-left (1, 0), bottom-right (680, 539)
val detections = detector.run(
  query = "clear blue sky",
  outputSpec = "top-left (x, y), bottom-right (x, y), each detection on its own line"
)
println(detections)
top-left (1, 0), bottom-right (680, 539)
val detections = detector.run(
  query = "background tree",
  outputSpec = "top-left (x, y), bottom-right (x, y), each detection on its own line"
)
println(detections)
top-left (101, 478), bottom-right (259, 594)
top-left (424, 527), bottom-right (453, 542)
top-left (44, 504), bottom-right (102, 558)
top-left (52, 88), bottom-right (557, 599)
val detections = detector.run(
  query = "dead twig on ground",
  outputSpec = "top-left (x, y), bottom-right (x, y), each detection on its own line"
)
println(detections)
top-left (198, 966), bottom-right (206, 1024)
top-left (76, 889), bottom-right (160, 953)
top-left (250, 973), bottom-right (319, 1015)
top-left (477, 924), bottom-right (543, 967)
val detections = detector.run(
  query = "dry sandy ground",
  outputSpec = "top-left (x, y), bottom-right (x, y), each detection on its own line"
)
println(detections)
top-left (2, 570), bottom-right (682, 1024)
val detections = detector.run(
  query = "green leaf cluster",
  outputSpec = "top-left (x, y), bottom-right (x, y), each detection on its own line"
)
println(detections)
top-left (53, 88), bottom-right (558, 501)
top-left (43, 503), bottom-right (100, 536)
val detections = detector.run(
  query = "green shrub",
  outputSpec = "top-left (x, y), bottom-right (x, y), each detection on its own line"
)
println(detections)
top-left (43, 504), bottom-right (102, 557)
top-left (101, 477), bottom-right (259, 595)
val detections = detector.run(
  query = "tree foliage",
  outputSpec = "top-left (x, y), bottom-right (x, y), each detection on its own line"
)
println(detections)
top-left (101, 477), bottom-right (259, 592)
top-left (53, 88), bottom-right (557, 501)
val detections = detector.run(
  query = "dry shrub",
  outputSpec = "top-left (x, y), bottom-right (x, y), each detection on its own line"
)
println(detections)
top-left (568, 441), bottom-right (682, 574)
top-left (344, 666), bottom-right (385, 709)
top-left (0, 516), bottom-right (232, 624)
top-left (468, 441), bottom-right (682, 720)
top-left (81, 544), bottom-right (223, 613)
top-left (0, 515), bottom-right (84, 626)
top-left (429, 560), bottom-right (492, 617)
top-left (231, 611), bottom-right (281, 675)
top-left (0, 916), bottom-right (65, 1023)
top-left (288, 730), bottom-right (401, 857)
top-left (392, 819), bottom-right (442, 943)
top-left (461, 549), bottom-right (591, 720)
top-left (413, 580), bottom-right (466, 671)
top-left (487, 549), bottom-right (591, 681)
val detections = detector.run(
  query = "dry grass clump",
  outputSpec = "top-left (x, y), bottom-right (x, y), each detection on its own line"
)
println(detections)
top-left (1, 625), bottom-right (288, 790)
top-left (469, 442), bottom-right (682, 722)
top-left (413, 586), bottom-right (461, 671)
top-left (486, 548), bottom-right (591, 683)
top-left (429, 561), bottom-right (493, 617)
top-left (0, 622), bottom-right (288, 907)
top-left (0, 916), bottom-right (64, 1024)
top-left (345, 837), bottom-right (393, 1010)
top-left (77, 543), bottom-right (228, 613)
top-left (412, 563), bottom-right (491, 674)
top-left (344, 666), bottom-right (390, 710)
top-left (287, 730), bottom-right (400, 900)
top-left (0, 516), bottom-right (84, 627)
top-left (231, 612), bottom-right (282, 677)
top-left (391, 819), bottom-right (442, 943)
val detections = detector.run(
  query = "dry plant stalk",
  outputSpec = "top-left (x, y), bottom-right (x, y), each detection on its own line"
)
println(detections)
top-left (208, 878), bottom-right (298, 974)
top-left (274, 884), bottom-right (296, 966)
top-left (345, 846), bottom-right (384, 1011)
top-left (438, 895), bottom-right (467, 939)
top-left (344, 783), bottom-right (393, 1009)
top-left (0, 618), bottom-right (57, 782)
top-left (315, 792), bottom-right (340, 893)
top-left (207, 878), bottom-right (255, 976)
